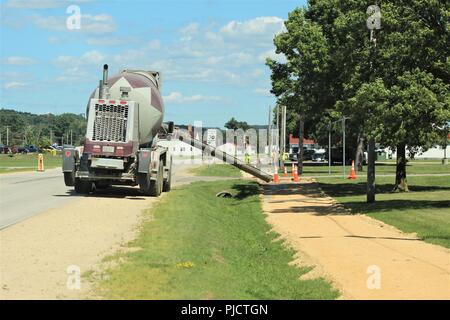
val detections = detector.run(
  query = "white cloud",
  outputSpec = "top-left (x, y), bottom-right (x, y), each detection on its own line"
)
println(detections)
top-left (3, 56), bottom-right (36, 65)
top-left (55, 50), bottom-right (106, 67)
top-left (258, 49), bottom-right (285, 63)
top-left (3, 81), bottom-right (27, 89)
top-left (163, 92), bottom-right (221, 104)
top-left (179, 22), bottom-right (199, 41)
top-left (253, 87), bottom-right (272, 96)
top-left (6, 0), bottom-right (93, 9)
top-left (220, 17), bottom-right (284, 36)
top-left (33, 13), bottom-right (116, 34)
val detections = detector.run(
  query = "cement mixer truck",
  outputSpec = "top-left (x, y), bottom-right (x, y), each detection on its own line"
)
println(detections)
top-left (62, 64), bottom-right (173, 196)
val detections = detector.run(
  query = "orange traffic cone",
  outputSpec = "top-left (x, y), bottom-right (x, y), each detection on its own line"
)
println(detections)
top-left (347, 160), bottom-right (357, 179)
top-left (292, 164), bottom-right (299, 182)
top-left (273, 165), bottom-right (279, 183)
top-left (283, 166), bottom-right (288, 177)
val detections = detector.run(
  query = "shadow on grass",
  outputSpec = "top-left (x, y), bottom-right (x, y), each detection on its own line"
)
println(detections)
top-left (232, 183), bottom-right (260, 200)
top-left (319, 182), bottom-right (450, 198)
top-left (342, 199), bottom-right (450, 214)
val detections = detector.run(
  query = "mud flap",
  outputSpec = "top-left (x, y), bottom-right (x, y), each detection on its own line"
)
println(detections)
top-left (62, 148), bottom-right (78, 172)
top-left (138, 149), bottom-right (152, 174)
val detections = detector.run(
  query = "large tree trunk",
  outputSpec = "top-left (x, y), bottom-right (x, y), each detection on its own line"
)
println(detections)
top-left (297, 115), bottom-right (305, 174)
top-left (394, 143), bottom-right (409, 192)
top-left (355, 133), bottom-right (365, 172)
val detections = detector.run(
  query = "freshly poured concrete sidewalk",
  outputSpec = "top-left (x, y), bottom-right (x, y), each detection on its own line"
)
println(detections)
top-left (262, 181), bottom-right (450, 299)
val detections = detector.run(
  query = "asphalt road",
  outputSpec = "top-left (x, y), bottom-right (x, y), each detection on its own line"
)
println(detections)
top-left (0, 169), bottom-right (77, 229)
top-left (0, 164), bottom-right (235, 230)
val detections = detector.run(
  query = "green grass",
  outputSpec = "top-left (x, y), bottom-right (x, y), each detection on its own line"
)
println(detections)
top-left (189, 164), bottom-right (242, 177)
top-left (317, 175), bottom-right (450, 248)
top-left (284, 161), bottom-right (450, 176)
top-left (96, 179), bottom-right (338, 299)
top-left (0, 153), bottom-right (61, 174)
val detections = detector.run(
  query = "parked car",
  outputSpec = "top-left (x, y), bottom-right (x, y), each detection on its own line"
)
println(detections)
top-left (17, 145), bottom-right (39, 154)
top-left (312, 152), bottom-right (326, 162)
top-left (303, 149), bottom-right (316, 161)
top-left (0, 144), bottom-right (12, 154)
top-left (325, 147), bottom-right (367, 165)
top-left (289, 148), bottom-right (316, 161)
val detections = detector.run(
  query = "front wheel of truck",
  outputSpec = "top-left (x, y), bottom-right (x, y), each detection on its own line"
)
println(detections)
top-left (64, 171), bottom-right (76, 186)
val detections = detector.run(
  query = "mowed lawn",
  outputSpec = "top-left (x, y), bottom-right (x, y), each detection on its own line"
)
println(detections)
top-left (0, 153), bottom-right (61, 173)
top-left (317, 174), bottom-right (450, 248)
top-left (189, 163), bottom-right (242, 177)
top-left (96, 179), bottom-right (338, 299)
top-left (288, 160), bottom-right (450, 176)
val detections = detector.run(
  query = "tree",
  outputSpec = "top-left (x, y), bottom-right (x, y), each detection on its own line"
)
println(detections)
top-left (267, 8), bottom-right (330, 173)
top-left (224, 117), bottom-right (249, 131)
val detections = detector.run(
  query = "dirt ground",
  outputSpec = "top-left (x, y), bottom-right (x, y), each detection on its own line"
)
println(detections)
top-left (262, 180), bottom-right (450, 300)
top-left (0, 164), bottom-right (206, 300)
top-left (0, 187), bottom-right (160, 299)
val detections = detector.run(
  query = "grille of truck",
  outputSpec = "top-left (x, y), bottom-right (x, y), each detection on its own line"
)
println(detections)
top-left (92, 104), bottom-right (128, 142)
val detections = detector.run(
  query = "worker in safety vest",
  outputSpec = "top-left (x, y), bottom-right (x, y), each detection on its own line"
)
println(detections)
top-left (245, 152), bottom-right (251, 164)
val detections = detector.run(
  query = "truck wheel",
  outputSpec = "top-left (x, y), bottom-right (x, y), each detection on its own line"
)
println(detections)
top-left (74, 179), bottom-right (93, 194)
top-left (138, 162), bottom-right (163, 197)
top-left (64, 171), bottom-right (76, 186)
top-left (162, 158), bottom-right (172, 192)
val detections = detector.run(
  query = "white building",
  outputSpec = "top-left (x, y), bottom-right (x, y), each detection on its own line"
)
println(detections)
top-left (158, 140), bottom-right (202, 157)
top-left (383, 145), bottom-right (449, 160)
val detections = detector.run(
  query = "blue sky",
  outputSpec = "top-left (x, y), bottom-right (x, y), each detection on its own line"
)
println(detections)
top-left (0, 0), bottom-right (306, 128)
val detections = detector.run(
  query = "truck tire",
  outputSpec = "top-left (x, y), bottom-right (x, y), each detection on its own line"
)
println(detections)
top-left (74, 179), bottom-right (93, 194)
top-left (138, 161), bottom-right (163, 197)
top-left (162, 158), bottom-right (172, 192)
top-left (64, 171), bottom-right (76, 186)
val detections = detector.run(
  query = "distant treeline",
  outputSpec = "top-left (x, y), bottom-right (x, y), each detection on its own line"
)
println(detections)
top-left (0, 108), bottom-right (87, 147)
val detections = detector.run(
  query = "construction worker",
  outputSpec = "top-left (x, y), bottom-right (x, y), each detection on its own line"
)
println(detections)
top-left (245, 152), bottom-right (251, 165)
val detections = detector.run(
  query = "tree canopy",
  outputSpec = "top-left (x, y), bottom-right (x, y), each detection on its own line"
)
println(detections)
top-left (0, 108), bottom-right (86, 147)
top-left (224, 117), bottom-right (250, 131)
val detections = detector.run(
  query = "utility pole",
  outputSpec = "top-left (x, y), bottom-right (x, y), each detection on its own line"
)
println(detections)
top-left (342, 116), bottom-right (350, 178)
top-left (366, 4), bottom-right (381, 203)
top-left (6, 126), bottom-right (10, 146)
top-left (276, 105), bottom-right (280, 167)
top-left (50, 129), bottom-right (53, 145)
top-left (268, 106), bottom-right (272, 160)
top-left (280, 106), bottom-right (286, 171)
top-left (328, 121), bottom-right (331, 175)
top-left (70, 129), bottom-right (73, 146)
top-left (342, 117), bottom-right (346, 178)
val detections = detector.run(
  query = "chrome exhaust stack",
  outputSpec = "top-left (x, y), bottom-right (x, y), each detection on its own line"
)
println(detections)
top-left (99, 64), bottom-right (109, 99)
